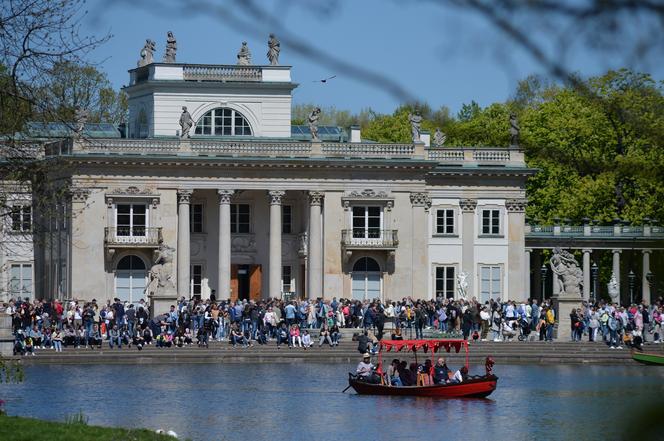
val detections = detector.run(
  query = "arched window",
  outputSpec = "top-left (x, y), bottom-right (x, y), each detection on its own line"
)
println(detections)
top-left (116, 255), bottom-right (147, 304)
top-left (352, 257), bottom-right (381, 300)
top-left (194, 108), bottom-right (252, 136)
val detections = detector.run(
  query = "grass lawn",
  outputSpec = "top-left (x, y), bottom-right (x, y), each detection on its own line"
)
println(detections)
top-left (0, 415), bottom-right (178, 441)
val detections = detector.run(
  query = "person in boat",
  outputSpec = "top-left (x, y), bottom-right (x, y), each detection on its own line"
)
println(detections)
top-left (433, 357), bottom-right (451, 384)
top-left (407, 362), bottom-right (418, 386)
top-left (356, 353), bottom-right (377, 382)
top-left (450, 366), bottom-right (468, 383)
top-left (417, 359), bottom-right (433, 385)
top-left (398, 361), bottom-right (412, 386)
top-left (386, 358), bottom-right (403, 386)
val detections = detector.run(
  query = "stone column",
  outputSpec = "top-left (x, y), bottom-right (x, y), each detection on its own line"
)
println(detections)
top-left (307, 191), bottom-right (324, 299)
top-left (177, 190), bottom-right (193, 298)
top-left (460, 199), bottom-right (477, 298)
top-left (612, 249), bottom-right (621, 291)
top-left (268, 190), bottom-right (285, 298)
top-left (506, 199), bottom-right (527, 301)
top-left (410, 192), bottom-right (431, 299)
top-left (582, 248), bottom-right (592, 301)
top-left (217, 190), bottom-right (234, 299)
top-left (524, 248), bottom-right (532, 300)
top-left (642, 249), bottom-right (652, 304)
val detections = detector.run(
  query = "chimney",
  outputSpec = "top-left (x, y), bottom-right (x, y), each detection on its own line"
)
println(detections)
top-left (350, 125), bottom-right (361, 143)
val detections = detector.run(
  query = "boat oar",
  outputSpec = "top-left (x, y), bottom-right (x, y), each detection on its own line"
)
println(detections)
top-left (342, 384), bottom-right (353, 393)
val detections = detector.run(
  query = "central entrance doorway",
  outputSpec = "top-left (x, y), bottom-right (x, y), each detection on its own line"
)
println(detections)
top-left (351, 257), bottom-right (382, 301)
top-left (231, 264), bottom-right (262, 301)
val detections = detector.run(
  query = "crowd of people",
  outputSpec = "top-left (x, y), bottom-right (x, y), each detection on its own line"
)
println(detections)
top-left (2, 293), bottom-right (662, 355)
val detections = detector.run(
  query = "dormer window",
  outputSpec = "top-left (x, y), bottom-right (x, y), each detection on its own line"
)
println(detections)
top-left (194, 108), bottom-right (252, 136)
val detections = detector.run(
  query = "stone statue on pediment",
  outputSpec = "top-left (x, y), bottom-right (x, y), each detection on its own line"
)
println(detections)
top-left (267, 33), bottom-right (280, 65)
top-left (433, 128), bottom-right (447, 147)
top-left (146, 244), bottom-right (176, 298)
top-left (163, 31), bottom-right (177, 63)
top-left (509, 112), bottom-right (520, 147)
top-left (237, 41), bottom-right (252, 65)
top-left (408, 112), bottom-right (422, 142)
top-left (608, 273), bottom-right (620, 304)
top-left (550, 247), bottom-right (582, 297)
top-left (457, 271), bottom-right (469, 299)
top-left (308, 107), bottom-right (321, 141)
top-left (138, 39), bottom-right (156, 67)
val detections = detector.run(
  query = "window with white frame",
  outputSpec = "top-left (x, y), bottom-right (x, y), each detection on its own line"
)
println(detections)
top-left (282, 265), bottom-right (292, 293)
top-left (191, 264), bottom-right (203, 297)
top-left (435, 209), bottom-right (455, 235)
top-left (10, 205), bottom-right (31, 232)
top-left (194, 108), bottom-right (252, 136)
top-left (116, 204), bottom-right (147, 236)
top-left (479, 265), bottom-right (502, 302)
top-left (435, 266), bottom-right (456, 299)
top-left (282, 205), bottom-right (292, 234)
top-left (230, 204), bottom-right (250, 233)
top-left (190, 203), bottom-right (204, 233)
top-left (481, 209), bottom-right (501, 235)
top-left (352, 206), bottom-right (382, 239)
top-left (10, 263), bottom-right (33, 299)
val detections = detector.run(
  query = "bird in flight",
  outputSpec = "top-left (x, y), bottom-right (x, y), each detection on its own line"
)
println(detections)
top-left (313, 75), bottom-right (337, 83)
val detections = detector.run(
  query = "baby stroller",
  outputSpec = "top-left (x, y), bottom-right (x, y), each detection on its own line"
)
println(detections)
top-left (517, 317), bottom-right (532, 341)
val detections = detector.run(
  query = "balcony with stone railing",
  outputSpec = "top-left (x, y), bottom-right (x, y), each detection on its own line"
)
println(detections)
top-left (104, 227), bottom-right (163, 248)
top-left (128, 63), bottom-right (292, 86)
top-left (341, 229), bottom-right (399, 250)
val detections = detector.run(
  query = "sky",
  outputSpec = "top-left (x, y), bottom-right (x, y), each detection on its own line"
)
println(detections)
top-left (82, 0), bottom-right (663, 116)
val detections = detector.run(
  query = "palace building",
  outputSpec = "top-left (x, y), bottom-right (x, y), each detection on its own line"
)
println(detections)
top-left (28, 54), bottom-right (535, 312)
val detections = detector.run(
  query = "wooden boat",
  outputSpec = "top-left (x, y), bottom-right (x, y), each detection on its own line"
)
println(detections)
top-left (632, 351), bottom-right (664, 366)
top-left (348, 339), bottom-right (498, 398)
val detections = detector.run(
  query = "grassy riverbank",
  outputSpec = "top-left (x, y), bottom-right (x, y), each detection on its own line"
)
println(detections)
top-left (0, 415), bottom-right (177, 441)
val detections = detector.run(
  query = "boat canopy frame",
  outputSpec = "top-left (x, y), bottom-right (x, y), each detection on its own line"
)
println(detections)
top-left (377, 339), bottom-right (470, 371)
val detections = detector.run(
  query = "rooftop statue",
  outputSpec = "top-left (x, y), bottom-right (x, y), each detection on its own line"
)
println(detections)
top-left (432, 128), bottom-right (447, 147)
top-left (267, 33), bottom-right (280, 65)
top-left (408, 112), bottom-right (422, 142)
top-left (549, 247), bottom-right (583, 297)
top-left (608, 273), bottom-right (620, 304)
top-left (237, 41), bottom-right (252, 65)
top-left (179, 106), bottom-right (194, 138)
top-left (308, 107), bottom-right (321, 142)
top-left (137, 39), bottom-right (156, 67)
top-left (74, 107), bottom-right (89, 136)
top-left (509, 112), bottom-right (520, 147)
top-left (163, 31), bottom-right (177, 63)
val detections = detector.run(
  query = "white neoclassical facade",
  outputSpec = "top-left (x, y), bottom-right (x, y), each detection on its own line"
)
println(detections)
top-left (0, 183), bottom-right (34, 302)
top-left (33, 60), bottom-right (533, 313)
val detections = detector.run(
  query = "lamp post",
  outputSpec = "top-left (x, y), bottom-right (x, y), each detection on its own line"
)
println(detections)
top-left (540, 264), bottom-right (548, 301)
top-left (591, 262), bottom-right (599, 304)
top-left (628, 270), bottom-right (636, 305)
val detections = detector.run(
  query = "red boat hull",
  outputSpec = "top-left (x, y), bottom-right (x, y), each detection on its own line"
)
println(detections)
top-left (349, 376), bottom-right (498, 398)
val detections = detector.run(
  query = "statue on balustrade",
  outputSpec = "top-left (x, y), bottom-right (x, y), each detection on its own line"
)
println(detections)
top-left (408, 112), bottom-right (422, 142)
top-left (237, 41), bottom-right (252, 65)
top-left (267, 33), bottom-right (280, 65)
top-left (549, 247), bottom-right (583, 297)
top-left (308, 107), bottom-right (321, 141)
top-left (608, 273), bottom-right (620, 304)
top-left (137, 39), bottom-right (156, 67)
top-left (432, 128), bottom-right (447, 147)
top-left (146, 244), bottom-right (176, 298)
top-left (509, 112), bottom-right (520, 147)
top-left (179, 106), bottom-right (194, 138)
top-left (163, 31), bottom-right (177, 63)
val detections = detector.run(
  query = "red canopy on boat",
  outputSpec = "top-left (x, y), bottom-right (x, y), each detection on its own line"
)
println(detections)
top-left (379, 339), bottom-right (468, 354)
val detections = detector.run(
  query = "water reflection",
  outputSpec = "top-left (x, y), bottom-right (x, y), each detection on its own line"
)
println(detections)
top-left (2, 364), bottom-right (663, 441)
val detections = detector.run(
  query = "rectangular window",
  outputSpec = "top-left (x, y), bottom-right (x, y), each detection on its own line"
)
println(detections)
top-left (10, 263), bottom-right (33, 299)
top-left (10, 205), bottom-right (31, 232)
top-left (190, 203), bottom-right (204, 233)
top-left (352, 206), bottom-right (382, 239)
top-left (116, 204), bottom-right (147, 236)
top-left (480, 265), bottom-right (502, 302)
top-left (435, 266), bottom-right (456, 299)
top-left (191, 264), bottom-right (203, 297)
top-left (282, 205), bottom-right (292, 234)
top-left (481, 209), bottom-right (501, 235)
top-left (435, 209), bottom-right (455, 235)
top-left (230, 204), bottom-right (250, 233)
top-left (282, 265), bottom-right (292, 293)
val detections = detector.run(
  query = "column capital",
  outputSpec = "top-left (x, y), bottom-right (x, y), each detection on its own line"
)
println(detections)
top-left (506, 198), bottom-right (528, 213)
top-left (410, 192), bottom-right (431, 210)
top-left (525, 248), bottom-right (533, 253)
top-left (267, 190), bottom-right (286, 205)
top-left (308, 191), bottom-right (324, 206)
top-left (612, 249), bottom-right (622, 254)
top-left (582, 248), bottom-right (593, 254)
top-left (177, 189), bottom-right (193, 204)
top-left (459, 198), bottom-right (477, 213)
top-left (642, 248), bottom-right (653, 255)
top-left (70, 187), bottom-right (90, 204)
top-left (217, 189), bottom-right (235, 204)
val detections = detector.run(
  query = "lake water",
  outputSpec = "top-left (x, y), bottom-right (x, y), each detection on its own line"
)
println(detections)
top-left (2, 363), bottom-right (663, 441)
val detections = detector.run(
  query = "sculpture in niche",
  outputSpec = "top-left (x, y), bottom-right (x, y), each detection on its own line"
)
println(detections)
top-left (237, 41), bottom-right (252, 65)
top-left (146, 244), bottom-right (176, 298)
top-left (163, 31), bottom-right (177, 63)
top-left (267, 33), bottom-right (280, 65)
top-left (549, 247), bottom-right (583, 297)
top-left (608, 273), bottom-right (620, 304)
top-left (408, 112), bottom-right (422, 142)
top-left (308, 107), bottom-right (321, 141)
top-left (137, 39), bottom-right (156, 67)
top-left (179, 106), bottom-right (194, 138)
top-left (432, 128), bottom-right (447, 147)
